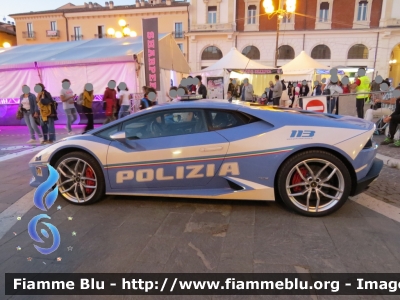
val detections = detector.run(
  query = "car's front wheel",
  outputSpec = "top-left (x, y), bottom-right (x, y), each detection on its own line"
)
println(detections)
top-left (54, 151), bottom-right (105, 204)
top-left (277, 150), bottom-right (352, 217)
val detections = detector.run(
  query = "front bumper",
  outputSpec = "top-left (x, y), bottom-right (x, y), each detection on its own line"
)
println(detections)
top-left (352, 158), bottom-right (383, 196)
top-left (29, 164), bottom-right (50, 187)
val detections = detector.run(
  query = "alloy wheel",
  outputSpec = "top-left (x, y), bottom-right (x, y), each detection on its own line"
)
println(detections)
top-left (285, 158), bottom-right (345, 213)
top-left (56, 157), bottom-right (98, 203)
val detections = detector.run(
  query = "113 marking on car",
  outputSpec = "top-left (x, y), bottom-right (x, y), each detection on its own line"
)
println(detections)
top-left (289, 130), bottom-right (316, 138)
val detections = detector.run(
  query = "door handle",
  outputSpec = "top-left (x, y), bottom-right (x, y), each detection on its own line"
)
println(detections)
top-left (200, 146), bottom-right (223, 152)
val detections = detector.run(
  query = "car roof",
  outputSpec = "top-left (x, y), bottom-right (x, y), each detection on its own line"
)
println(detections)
top-left (88, 98), bottom-right (373, 135)
top-left (88, 100), bottom-right (255, 133)
top-left (153, 99), bottom-right (243, 110)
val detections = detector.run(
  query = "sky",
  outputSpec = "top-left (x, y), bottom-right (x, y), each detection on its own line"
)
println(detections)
top-left (1, 0), bottom-right (138, 17)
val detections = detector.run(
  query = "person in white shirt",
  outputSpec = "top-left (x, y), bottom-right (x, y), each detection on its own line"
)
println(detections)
top-left (115, 89), bottom-right (121, 120)
top-left (364, 80), bottom-right (394, 122)
top-left (326, 80), bottom-right (343, 114)
top-left (166, 86), bottom-right (180, 102)
top-left (19, 85), bottom-right (43, 143)
top-left (321, 78), bottom-right (330, 92)
top-left (279, 89), bottom-right (291, 107)
top-left (118, 86), bottom-right (131, 119)
top-left (60, 79), bottom-right (77, 135)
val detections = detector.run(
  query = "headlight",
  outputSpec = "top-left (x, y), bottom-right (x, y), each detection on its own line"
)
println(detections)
top-left (363, 135), bottom-right (374, 149)
top-left (36, 167), bottom-right (43, 176)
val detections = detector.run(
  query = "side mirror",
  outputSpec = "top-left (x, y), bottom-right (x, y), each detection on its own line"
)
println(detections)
top-left (110, 131), bottom-right (135, 149)
top-left (110, 131), bottom-right (126, 142)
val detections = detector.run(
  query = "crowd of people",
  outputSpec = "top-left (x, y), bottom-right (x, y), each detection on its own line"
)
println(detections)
top-left (226, 72), bottom-right (400, 147)
top-left (18, 80), bottom-right (96, 144)
top-left (234, 74), bottom-right (352, 114)
top-left (18, 75), bottom-right (210, 144)
top-left (18, 72), bottom-right (400, 148)
top-left (165, 75), bottom-right (207, 102)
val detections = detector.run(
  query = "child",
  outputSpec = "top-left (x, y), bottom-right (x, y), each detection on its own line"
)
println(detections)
top-left (103, 97), bottom-right (114, 124)
top-left (103, 81), bottom-right (117, 124)
top-left (140, 93), bottom-right (151, 110)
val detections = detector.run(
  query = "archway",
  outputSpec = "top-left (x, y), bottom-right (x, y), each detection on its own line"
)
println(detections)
top-left (311, 45), bottom-right (331, 59)
top-left (201, 46), bottom-right (223, 60)
top-left (348, 44), bottom-right (368, 59)
top-left (242, 45), bottom-right (260, 60)
top-left (389, 44), bottom-right (400, 87)
top-left (278, 45), bottom-right (295, 59)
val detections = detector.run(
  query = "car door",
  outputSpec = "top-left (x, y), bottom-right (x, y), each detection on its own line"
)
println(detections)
top-left (106, 108), bottom-right (229, 190)
top-left (204, 108), bottom-right (277, 189)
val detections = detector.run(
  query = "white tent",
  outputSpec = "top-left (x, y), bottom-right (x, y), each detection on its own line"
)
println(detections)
top-left (202, 47), bottom-right (276, 72)
top-left (0, 33), bottom-right (189, 102)
top-left (192, 47), bottom-right (279, 97)
top-left (281, 50), bottom-right (329, 82)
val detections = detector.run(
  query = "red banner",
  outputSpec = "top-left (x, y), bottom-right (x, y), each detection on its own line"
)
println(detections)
top-left (142, 18), bottom-right (160, 91)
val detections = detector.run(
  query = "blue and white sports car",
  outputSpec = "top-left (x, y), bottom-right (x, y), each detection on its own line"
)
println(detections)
top-left (29, 101), bottom-right (383, 216)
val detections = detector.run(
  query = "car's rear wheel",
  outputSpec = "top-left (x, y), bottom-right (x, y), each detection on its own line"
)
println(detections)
top-left (54, 151), bottom-right (105, 204)
top-left (277, 150), bottom-right (351, 217)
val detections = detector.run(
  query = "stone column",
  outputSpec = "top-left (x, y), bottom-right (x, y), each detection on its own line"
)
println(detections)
top-left (216, 0), bottom-right (222, 24)
top-left (203, 0), bottom-right (209, 24)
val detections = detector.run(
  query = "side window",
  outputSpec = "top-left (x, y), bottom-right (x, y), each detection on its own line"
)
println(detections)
top-left (96, 125), bottom-right (120, 140)
top-left (122, 114), bottom-right (156, 140)
top-left (121, 109), bottom-right (207, 140)
top-left (162, 110), bottom-right (208, 136)
top-left (206, 110), bottom-right (249, 131)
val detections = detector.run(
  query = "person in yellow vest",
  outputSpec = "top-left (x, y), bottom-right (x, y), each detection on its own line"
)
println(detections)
top-left (350, 69), bottom-right (370, 118)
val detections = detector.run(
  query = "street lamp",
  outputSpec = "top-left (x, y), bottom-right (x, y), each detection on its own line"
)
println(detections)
top-left (107, 19), bottom-right (137, 38)
top-left (123, 27), bottom-right (131, 36)
top-left (263, 0), bottom-right (296, 67)
top-left (107, 28), bottom-right (115, 36)
top-left (2, 42), bottom-right (11, 48)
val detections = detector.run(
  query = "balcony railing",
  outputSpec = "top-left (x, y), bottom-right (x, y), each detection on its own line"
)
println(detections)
top-left (22, 31), bottom-right (35, 39)
top-left (71, 35), bottom-right (83, 41)
top-left (190, 23), bottom-right (234, 32)
top-left (46, 30), bottom-right (60, 38)
top-left (94, 33), bottom-right (108, 38)
top-left (173, 31), bottom-right (185, 38)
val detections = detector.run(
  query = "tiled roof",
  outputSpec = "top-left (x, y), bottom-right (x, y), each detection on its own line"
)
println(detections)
top-left (10, 2), bottom-right (189, 17)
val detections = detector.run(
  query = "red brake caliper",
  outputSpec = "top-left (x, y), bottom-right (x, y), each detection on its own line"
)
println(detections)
top-left (291, 167), bottom-right (308, 192)
top-left (85, 168), bottom-right (95, 195)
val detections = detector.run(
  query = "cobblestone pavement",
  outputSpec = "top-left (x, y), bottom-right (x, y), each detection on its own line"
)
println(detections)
top-left (354, 133), bottom-right (400, 208)
top-left (0, 125), bottom-right (101, 157)
top-left (1, 125), bottom-right (400, 300)
top-left (374, 134), bottom-right (400, 160)
top-left (365, 165), bottom-right (400, 208)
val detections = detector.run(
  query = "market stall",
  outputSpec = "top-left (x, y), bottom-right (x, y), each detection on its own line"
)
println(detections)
top-left (192, 47), bottom-right (280, 98)
top-left (0, 33), bottom-right (189, 125)
top-left (281, 51), bottom-right (330, 83)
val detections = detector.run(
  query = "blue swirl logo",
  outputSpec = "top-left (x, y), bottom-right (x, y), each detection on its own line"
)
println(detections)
top-left (28, 164), bottom-right (61, 255)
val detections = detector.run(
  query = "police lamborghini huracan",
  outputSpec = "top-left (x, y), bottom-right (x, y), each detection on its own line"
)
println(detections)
top-left (29, 101), bottom-right (383, 216)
